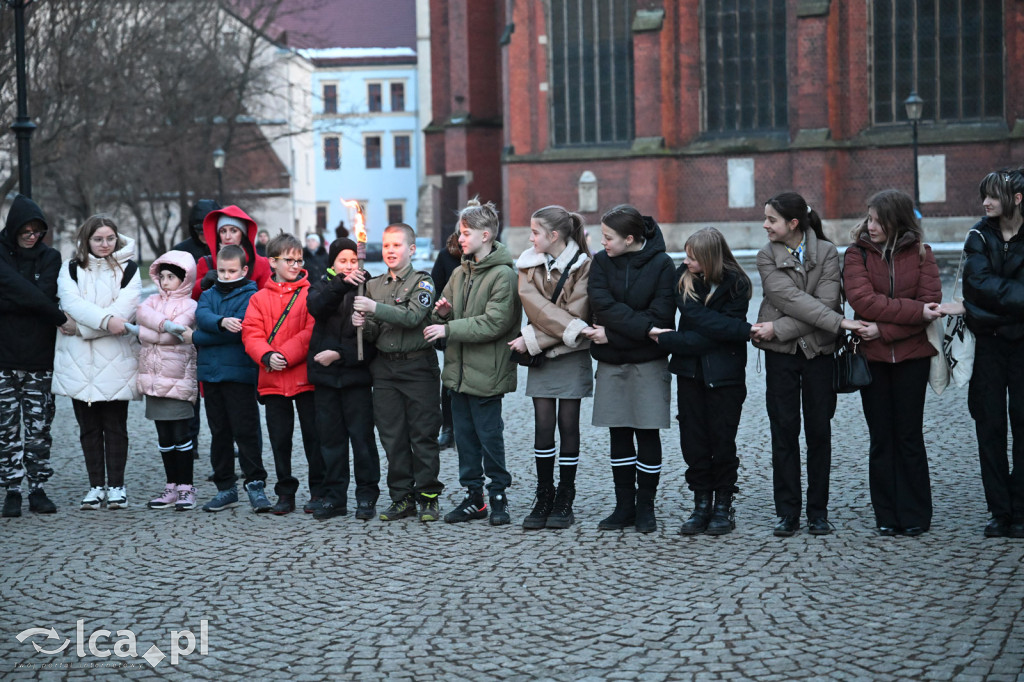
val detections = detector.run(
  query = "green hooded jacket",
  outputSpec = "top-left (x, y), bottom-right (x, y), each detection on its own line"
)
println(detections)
top-left (433, 241), bottom-right (522, 397)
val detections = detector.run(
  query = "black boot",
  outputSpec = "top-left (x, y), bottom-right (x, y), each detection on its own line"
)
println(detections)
top-left (522, 485), bottom-right (555, 530)
top-left (679, 491), bottom-right (712, 535)
top-left (705, 491), bottom-right (735, 536)
top-left (635, 488), bottom-right (657, 533)
top-left (28, 488), bottom-right (57, 514)
top-left (546, 483), bottom-right (576, 529)
top-left (597, 486), bottom-right (636, 530)
top-left (2, 490), bottom-right (22, 518)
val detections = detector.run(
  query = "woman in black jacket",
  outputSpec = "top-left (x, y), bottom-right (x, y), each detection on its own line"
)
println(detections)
top-left (952, 168), bottom-right (1024, 538)
top-left (650, 227), bottom-right (751, 536)
top-left (306, 238), bottom-right (380, 521)
top-left (585, 205), bottom-right (676, 533)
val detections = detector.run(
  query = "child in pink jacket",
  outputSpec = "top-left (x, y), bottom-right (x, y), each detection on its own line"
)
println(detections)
top-left (127, 250), bottom-right (200, 511)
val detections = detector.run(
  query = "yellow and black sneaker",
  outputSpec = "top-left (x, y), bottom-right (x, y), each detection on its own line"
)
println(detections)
top-left (379, 495), bottom-right (417, 521)
top-left (419, 493), bottom-right (441, 522)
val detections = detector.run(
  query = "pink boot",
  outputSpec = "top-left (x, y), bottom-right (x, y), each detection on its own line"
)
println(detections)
top-left (175, 485), bottom-right (197, 512)
top-left (147, 484), bottom-right (177, 509)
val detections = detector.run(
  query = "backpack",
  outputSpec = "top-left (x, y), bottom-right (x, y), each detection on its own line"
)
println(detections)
top-left (69, 259), bottom-right (138, 289)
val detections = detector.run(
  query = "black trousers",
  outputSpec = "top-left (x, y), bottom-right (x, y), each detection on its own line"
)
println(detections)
top-left (860, 357), bottom-right (932, 530)
top-left (264, 391), bottom-right (324, 497)
top-left (677, 375), bottom-right (746, 495)
top-left (72, 399), bottom-right (129, 488)
top-left (764, 351), bottom-right (836, 519)
top-left (969, 335), bottom-right (1024, 522)
top-left (316, 385), bottom-right (380, 508)
top-left (204, 381), bottom-right (266, 490)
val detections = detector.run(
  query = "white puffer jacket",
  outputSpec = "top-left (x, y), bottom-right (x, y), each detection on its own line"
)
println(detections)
top-left (53, 236), bottom-right (142, 403)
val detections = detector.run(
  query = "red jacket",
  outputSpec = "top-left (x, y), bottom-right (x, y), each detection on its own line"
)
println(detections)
top-left (842, 233), bottom-right (941, 364)
top-left (241, 273), bottom-right (315, 397)
top-left (192, 205), bottom-right (272, 300)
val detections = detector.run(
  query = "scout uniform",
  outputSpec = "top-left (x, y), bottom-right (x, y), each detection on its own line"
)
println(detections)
top-left (363, 264), bottom-right (444, 519)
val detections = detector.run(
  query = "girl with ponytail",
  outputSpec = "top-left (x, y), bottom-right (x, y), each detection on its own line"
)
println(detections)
top-left (510, 205), bottom-right (594, 530)
top-left (752, 192), bottom-right (865, 537)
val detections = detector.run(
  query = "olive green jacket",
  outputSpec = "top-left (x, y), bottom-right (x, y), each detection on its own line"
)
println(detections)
top-left (432, 241), bottom-right (522, 396)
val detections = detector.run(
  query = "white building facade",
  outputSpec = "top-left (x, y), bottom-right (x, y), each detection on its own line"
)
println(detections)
top-left (306, 48), bottom-right (421, 245)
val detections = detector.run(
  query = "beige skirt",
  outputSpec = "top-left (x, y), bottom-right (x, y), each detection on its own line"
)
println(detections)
top-left (525, 349), bottom-right (594, 399)
top-left (591, 358), bottom-right (671, 429)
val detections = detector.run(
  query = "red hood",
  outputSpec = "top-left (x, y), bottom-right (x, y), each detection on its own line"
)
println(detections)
top-left (263, 272), bottom-right (311, 295)
top-left (202, 205), bottom-right (259, 268)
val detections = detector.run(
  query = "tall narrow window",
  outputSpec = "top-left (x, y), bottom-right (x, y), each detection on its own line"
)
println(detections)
top-left (368, 83), bottom-right (382, 112)
top-left (316, 205), bottom-right (328, 233)
top-left (871, 0), bottom-right (1003, 124)
top-left (549, 0), bottom-right (634, 146)
top-left (387, 202), bottom-right (404, 225)
top-left (703, 0), bottom-right (787, 133)
top-left (323, 136), bottom-right (340, 170)
top-left (391, 82), bottom-right (406, 112)
top-left (322, 83), bottom-right (337, 114)
top-left (365, 136), bottom-right (381, 169)
top-left (394, 135), bottom-right (411, 168)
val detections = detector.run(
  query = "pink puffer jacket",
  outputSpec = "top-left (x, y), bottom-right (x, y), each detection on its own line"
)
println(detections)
top-left (136, 250), bottom-right (198, 402)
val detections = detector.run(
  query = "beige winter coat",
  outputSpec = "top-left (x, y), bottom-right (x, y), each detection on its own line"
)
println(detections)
top-left (515, 241), bottom-right (592, 360)
top-left (753, 230), bottom-right (845, 358)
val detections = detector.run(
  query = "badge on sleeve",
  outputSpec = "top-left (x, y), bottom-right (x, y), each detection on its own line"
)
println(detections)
top-left (417, 292), bottom-right (432, 307)
top-left (418, 280), bottom-right (434, 294)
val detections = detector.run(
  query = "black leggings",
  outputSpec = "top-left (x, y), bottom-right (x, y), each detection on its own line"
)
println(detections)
top-left (155, 417), bottom-right (194, 485)
top-left (73, 399), bottom-right (129, 488)
top-left (532, 398), bottom-right (581, 452)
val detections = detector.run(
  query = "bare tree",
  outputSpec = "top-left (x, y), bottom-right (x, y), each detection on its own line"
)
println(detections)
top-left (0, 0), bottom-right (321, 254)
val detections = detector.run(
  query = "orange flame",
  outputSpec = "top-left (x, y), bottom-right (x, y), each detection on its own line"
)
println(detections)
top-left (341, 198), bottom-right (367, 244)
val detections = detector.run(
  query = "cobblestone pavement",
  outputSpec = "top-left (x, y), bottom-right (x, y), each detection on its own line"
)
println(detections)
top-left (2, 271), bottom-right (1023, 681)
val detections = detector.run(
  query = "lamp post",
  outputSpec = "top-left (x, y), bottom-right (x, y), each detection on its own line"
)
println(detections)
top-left (212, 148), bottom-right (226, 204)
top-left (904, 91), bottom-right (924, 209)
top-left (7, 0), bottom-right (37, 197)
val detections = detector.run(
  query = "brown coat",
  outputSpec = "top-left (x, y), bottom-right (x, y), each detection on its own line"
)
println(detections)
top-left (754, 230), bottom-right (845, 358)
top-left (842, 233), bottom-right (941, 364)
top-left (516, 242), bottom-right (592, 359)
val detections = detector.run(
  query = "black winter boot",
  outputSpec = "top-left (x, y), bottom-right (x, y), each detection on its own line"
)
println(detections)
top-left (545, 483), bottom-right (576, 529)
top-left (679, 491), bottom-right (712, 535)
top-left (635, 488), bottom-right (657, 533)
top-left (706, 491), bottom-right (736, 536)
top-left (522, 485), bottom-right (555, 530)
top-left (598, 486), bottom-right (636, 530)
top-left (28, 488), bottom-right (57, 514)
top-left (2, 490), bottom-right (22, 518)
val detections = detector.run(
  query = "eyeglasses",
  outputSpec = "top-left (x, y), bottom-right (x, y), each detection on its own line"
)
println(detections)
top-left (273, 257), bottom-right (304, 267)
top-left (19, 229), bottom-right (46, 239)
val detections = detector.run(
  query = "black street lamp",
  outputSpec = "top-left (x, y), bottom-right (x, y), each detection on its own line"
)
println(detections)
top-left (7, 0), bottom-right (37, 198)
top-left (904, 91), bottom-right (924, 209)
top-left (212, 148), bottom-right (226, 204)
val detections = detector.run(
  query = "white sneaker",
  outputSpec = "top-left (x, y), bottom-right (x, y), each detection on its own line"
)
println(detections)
top-left (106, 486), bottom-right (127, 510)
top-left (81, 487), bottom-right (106, 510)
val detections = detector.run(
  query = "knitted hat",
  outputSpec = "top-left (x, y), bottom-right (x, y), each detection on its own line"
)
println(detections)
top-left (217, 215), bottom-right (246, 232)
top-left (327, 237), bottom-right (359, 267)
top-left (157, 263), bottom-right (187, 280)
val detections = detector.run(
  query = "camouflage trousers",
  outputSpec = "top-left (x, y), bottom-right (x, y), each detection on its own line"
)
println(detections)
top-left (0, 369), bottom-right (56, 488)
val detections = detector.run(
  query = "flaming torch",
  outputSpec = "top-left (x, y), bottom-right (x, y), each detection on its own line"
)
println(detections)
top-left (342, 198), bottom-right (368, 360)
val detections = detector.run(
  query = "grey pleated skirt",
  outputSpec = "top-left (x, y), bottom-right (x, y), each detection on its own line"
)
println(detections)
top-left (591, 358), bottom-right (671, 429)
top-left (145, 395), bottom-right (194, 421)
top-left (525, 349), bottom-right (594, 399)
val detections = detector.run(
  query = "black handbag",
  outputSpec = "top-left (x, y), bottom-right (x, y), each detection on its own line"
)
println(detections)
top-left (833, 334), bottom-right (872, 393)
top-left (508, 250), bottom-right (584, 368)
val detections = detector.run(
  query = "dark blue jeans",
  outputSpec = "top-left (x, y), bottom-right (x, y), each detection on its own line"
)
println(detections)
top-left (450, 391), bottom-right (511, 494)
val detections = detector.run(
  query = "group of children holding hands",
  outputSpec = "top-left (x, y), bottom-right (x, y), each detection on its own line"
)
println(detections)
top-left (3, 169), bottom-right (1023, 538)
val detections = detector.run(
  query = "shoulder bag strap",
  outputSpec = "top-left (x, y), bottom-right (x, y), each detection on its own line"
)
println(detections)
top-left (549, 250), bottom-right (584, 304)
top-left (267, 289), bottom-right (301, 344)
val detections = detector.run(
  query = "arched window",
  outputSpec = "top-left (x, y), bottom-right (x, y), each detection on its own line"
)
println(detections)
top-left (549, 0), bottom-right (634, 146)
top-left (871, 0), bottom-right (1003, 124)
top-left (703, 0), bottom-right (787, 133)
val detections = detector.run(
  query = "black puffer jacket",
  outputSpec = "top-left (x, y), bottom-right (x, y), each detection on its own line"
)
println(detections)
top-left (587, 217), bottom-right (676, 365)
top-left (659, 266), bottom-right (752, 388)
top-left (0, 195), bottom-right (66, 371)
top-left (963, 216), bottom-right (1024, 340)
top-left (172, 198), bottom-right (219, 263)
top-left (306, 272), bottom-right (375, 389)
